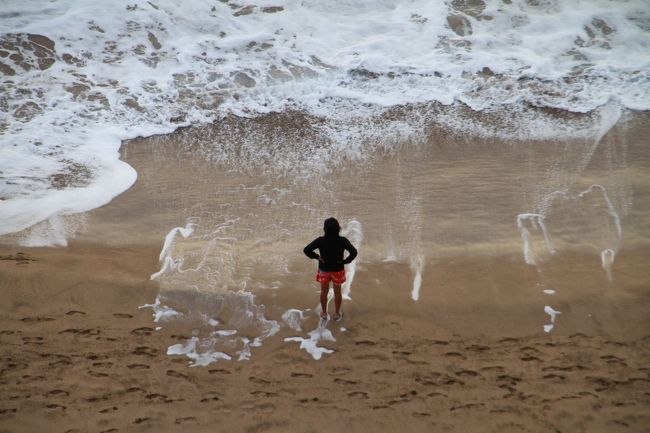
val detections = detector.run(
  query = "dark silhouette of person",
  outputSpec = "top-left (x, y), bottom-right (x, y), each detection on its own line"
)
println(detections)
top-left (303, 217), bottom-right (357, 321)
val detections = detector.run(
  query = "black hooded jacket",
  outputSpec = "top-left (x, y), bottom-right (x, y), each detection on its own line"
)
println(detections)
top-left (303, 235), bottom-right (357, 272)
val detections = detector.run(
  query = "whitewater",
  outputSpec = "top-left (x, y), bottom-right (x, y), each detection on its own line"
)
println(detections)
top-left (1, 0), bottom-right (649, 243)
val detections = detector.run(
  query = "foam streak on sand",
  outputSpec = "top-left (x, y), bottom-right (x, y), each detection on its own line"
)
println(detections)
top-left (138, 295), bottom-right (183, 323)
top-left (517, 213), bottom-right (555, 266)
top-left (150, 218), bottom-right (198, 280)
top-left (284, 321), bottom-right (336, 361)
top-left (282, 308), bottom-right (306, 332)
top-left (341, 219), bottom-right (362, 300)
top-left (543, 305), bottom-right (562, 333)
top-left (410, 255), bottom-right (424, 301)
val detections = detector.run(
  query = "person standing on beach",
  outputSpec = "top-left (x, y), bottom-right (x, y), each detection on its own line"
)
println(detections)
top-left (303, 217), bottom-right (358, 321)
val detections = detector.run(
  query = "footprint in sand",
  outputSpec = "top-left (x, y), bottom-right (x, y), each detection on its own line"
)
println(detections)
top-left (127, 364), bottom-right (150, 370)
top-left (520, 346), bottom-right (542, 355)
top-left (166, 370), bottom-right (190, 380)
top-left (601, 355), bottom-right (627, 366)
top-left (543, 374), bottom-right (566, 382)
top-left (450, 403), bottom-right (484, 411)
top-left (334, 378), bottom-right (358, 385)
top-left (60, 328), bottom-right (100, 336)
top-left (496, 374), bottom-right (522, 385)
top-left (21, 375), bottom-right (45, 383)
top-left (208, 368), bottom-right (231, 375)
top-left (520, 355), bottom-right (542, 362)
top-left (0, 408), bottom-right (17, 414)
top-left (328, 366), bottom-right (351, 376)
top-left (131, 327), bottom-right (154, 336)
top-left (88, 370), bottom-right (109, 378)
top-left (441, 376), bottom-right (464, 386)
top-left (145, 393), bottom-right (172, 403)
top-left (21, 316), bottom-right (54, 323)
top-left (65, 310), bottom-right (86, 316)
top-left (126, 387), bottom-right (145, 394)
top-left (455, 369), bottom-right (481, 378)
top-left (45, 404), bottom-right (66, 411)
top-left (465, 344), bottom-right (490, 352)
top-left (22, 336), bottom-right (44, 345)
top-left (175, 417), bottom-right (197, 424)
top-left (250, 390), bottom-right (278, 398)
top-left (132, 346), bottom-right (158, 357)
top-left (480, 366), bottom-right (505, 373)
top-left (290, 372), bottom-right (313, 378)
top-left (45, 389), bottom-right (69, 397)
top-left (354, 340), bottom-right (376, 346)
top-left (412, 412), bottom-right (431, 418)
top-left (444, 352), bottom-right (466, 359)
top-left (348, 391), bottom-right (368, 399)
top-left (48, 356), bottom-right (72, 367)
top-left (85, 353), bottom-right (109, 360)
top-left (298, 397), bottom-right (320, 404)
top-left (86, 394), bottom-right (113, 403)
top-left (113, 313), bottom-right (133, 319)
top-left (373, 369), bottom-right (396, 375)
top-left (99, 406), bottom-right (118, 414)
top-left (248, 376), bottom-right (274, 385)
top-left (399, 390), bottom-right (418, 400)
top-left (133, 417), bottom-right (150, 424)
top-left (200, 392), bottom-right (221, 402)
top-left (352, 353), bottom-right (388, 361)
top-left (542, 364), bottom-right (587, 372)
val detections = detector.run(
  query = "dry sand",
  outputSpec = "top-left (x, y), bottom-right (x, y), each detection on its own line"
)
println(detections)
top-left (1, 244), bottom-right (649, 433)
top-left (1, 112), bottom-right (650, 432)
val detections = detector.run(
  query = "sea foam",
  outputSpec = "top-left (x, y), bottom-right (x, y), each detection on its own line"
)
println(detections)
top-left (1, 0), bottom-right (649, 241)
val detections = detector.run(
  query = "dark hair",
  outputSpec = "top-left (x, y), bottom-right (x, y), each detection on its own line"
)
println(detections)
top-left (323, 217), bottom-right (340, 237)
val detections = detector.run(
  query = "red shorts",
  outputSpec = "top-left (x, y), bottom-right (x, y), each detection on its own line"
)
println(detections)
top-left (316, 269), bottom-right (346, 285)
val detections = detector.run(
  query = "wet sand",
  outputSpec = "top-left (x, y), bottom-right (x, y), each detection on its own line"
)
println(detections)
top-left (1, 111), bottom-right (650, 432)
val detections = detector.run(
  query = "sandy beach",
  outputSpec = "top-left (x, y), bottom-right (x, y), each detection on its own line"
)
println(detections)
top-left (2, 111), bottom-right (650, 432)
top-left (3, 2), bottom-right (650, 431)
top-left (1, 243), bottom-right (649, 433)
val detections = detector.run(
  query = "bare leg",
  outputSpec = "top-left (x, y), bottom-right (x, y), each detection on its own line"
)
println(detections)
top-left (320, 282), bottom-right (330, 318)
top-left (333, 284), bottom-right (342, 316)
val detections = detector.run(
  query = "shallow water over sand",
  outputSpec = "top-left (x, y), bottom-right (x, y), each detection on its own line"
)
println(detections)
top-left (8, 109), bottom-right (650, 362)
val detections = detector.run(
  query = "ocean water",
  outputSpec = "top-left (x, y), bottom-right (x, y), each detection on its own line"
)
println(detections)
top-left (2, 0), bottom-right (649, 241)
top-left (2, 0), bottom-right (650, 364)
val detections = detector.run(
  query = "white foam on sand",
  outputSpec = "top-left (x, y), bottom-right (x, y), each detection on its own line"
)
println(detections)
top-left (601, 248), bottom-right (616, 282)
top-left (144, 218), bottom-right (284, 365)
top-left (341, 219), bottom-right (363, 300)
top-left (410, 254), bottom-right (424, 301)
top-left (543, 289), bottom-right (556, 295)
top-left (167, 337), bottom-right (232, 367)
top-left (516, 213), bottom-right (555, 266)
top-left (518, 181), bottom-right (623, 274)
top-left (284, 319), bottom-right (336, 360)
top-left (282, 309), bottom-right (306, 332)
top-left (543, 305), bottom-right (562, 333)
top-left (150, 218), bottom-right (199, 281)
top-left (138, 295), bottom-right (183, 323)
